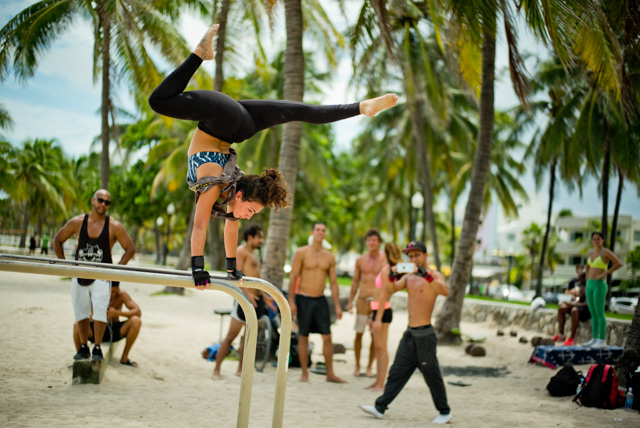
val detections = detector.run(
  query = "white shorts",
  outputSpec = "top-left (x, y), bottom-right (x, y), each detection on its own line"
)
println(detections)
top-left (71, 278), bottom-right (110, 323)
top-left (354, 314), bottom-right (369, 334)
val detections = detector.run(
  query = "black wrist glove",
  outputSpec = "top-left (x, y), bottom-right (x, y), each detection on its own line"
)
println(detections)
top-left (415, 265), bottom-right (434, 283)
top-left (225, 257), bottom-right (244, 281)
top-left (191, 256), bottom-right (211, 287)
top-left (388, 270), bottom-right (403, 282)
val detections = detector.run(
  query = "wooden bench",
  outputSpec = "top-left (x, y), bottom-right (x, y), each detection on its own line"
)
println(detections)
top-left (72, 341), bottom-right (120, 385)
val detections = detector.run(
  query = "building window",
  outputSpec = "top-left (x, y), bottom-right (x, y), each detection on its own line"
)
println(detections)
top-left (634, 230), bottom-right (640, 242)
top-left (508, 233), bottom-right (516, 241)
top-left (571, 231), bottom-right (583, 242)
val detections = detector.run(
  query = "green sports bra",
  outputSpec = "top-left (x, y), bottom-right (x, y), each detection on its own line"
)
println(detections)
top-left (587, 250), bottom-right (608, 270)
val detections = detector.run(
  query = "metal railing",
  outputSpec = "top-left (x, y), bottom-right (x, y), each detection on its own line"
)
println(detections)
top-left (0, 254), bottom-right (291, 428)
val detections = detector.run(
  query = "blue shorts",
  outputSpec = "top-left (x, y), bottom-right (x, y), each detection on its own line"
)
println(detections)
top-left (187, 151), bottom-right (230, 182)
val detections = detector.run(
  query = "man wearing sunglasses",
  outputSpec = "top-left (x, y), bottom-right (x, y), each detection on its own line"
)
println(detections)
top-left (54, 189), bottom-right (135, 362)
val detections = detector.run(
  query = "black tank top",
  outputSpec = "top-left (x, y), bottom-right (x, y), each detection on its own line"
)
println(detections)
top-left (75, 214), bottom-right (112, 285)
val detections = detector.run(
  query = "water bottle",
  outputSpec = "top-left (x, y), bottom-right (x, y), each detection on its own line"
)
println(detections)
top-left (625, 387), bottom-right (634, 411)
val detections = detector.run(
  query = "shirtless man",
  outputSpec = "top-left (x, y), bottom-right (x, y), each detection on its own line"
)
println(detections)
top-left (213, 225), bottom-right (274, 379)
top-left (360, 241), bottom-right (452, 424)
top-left (54, 189), bottom-right (135, 362)
top-left (73, 282), bottom-right (142, 366)
top-left (288, 222), bottom-right (345, 383)
top-left (347, 229), bottom-right (384, 377)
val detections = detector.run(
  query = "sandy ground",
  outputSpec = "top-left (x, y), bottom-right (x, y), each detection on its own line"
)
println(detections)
top-left (0, 269), bottom-right (638, 428)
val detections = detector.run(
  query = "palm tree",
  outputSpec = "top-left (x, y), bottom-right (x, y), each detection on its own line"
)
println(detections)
top-left (12, 139), bottom-right (72, 247)
top-left (260, 0), bottom-right (343, 288)
top-left (516, 57), bottom-right (586, 297)
top-left (435, 0), bottom-right (531, 343)
top-left (0, 0), bottom-right (191, 189)
top-left (0, 103), bottom-right (13, 136)
top-left (521, 222), bottom-right (543, 290)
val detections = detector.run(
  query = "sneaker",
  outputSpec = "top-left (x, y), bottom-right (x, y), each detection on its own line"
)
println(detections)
top-left (92, 345), bottom-right (104, 362)
top-left (563, 337), bottom-right (577, 346)
top-left (73, 344), bottom-right (90, 360)
top-left (359, 405), bottom-right (384, 419)
top-left (592, 339), bottom-right (607, 348)
top-left (432, 413), bottom-right (452, 424)
top-left (582, 338), bottom-right (597, 347)
top-left (552, 334), bottom-right (565, 342)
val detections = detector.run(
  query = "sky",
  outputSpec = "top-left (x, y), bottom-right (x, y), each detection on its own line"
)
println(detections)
top-left (1, 0), bottom-right (639, 221)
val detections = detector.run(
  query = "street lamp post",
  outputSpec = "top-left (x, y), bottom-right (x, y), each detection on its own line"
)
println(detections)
top-left (410, 192), bottom-right (424, 242)
top-left (164, 203), bottom-right (175, 266)
top-left (155, 216), bottom-right (164, 265)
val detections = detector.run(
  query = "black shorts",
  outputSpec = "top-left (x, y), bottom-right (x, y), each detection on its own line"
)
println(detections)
top-left (578, 306), bottom-right (591, 322)
top-left (371, 308), bottom-right (393, 324)
top-left (89, 320), bottom-right (125, 343)
top-left (295, 294), bottom-right (331, 336)
top-left (232, 295), bottom-right (267, 323)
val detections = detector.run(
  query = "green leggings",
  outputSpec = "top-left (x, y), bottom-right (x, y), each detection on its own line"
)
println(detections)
top-left (586, 279), bottom-right (608, 340)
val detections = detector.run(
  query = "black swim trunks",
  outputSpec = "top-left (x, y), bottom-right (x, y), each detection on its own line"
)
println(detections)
top-left (371, 308), bottom-right (393, 324)
top-left (89, 320), bottom-right (125, 343)
top-left (231, 294), bottom-right (267, 323)
top-left (295, 294), bottom-right (331, 336)
top-left (578, 306), bottom-right (591, 322)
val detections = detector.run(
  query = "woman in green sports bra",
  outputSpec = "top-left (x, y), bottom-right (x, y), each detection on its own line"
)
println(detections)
top-left (584, 231), bottom-right (623, 348)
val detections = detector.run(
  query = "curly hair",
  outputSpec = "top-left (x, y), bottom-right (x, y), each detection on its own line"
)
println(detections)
top-left (384, 242), bottom-right (403, 266)
top-left (236, 168), bottom-right (289, 211)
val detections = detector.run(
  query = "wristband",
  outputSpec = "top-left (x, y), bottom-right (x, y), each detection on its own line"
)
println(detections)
top-left (225, 257), bottom-right (236, 271)
top-left (191, 256), bottom-right (205, 271)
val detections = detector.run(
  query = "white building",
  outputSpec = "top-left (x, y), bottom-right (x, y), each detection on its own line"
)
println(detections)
top-left (554, 215), bottom-right (640, 280)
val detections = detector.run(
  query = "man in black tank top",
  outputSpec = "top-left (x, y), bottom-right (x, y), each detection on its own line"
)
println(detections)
top-left (54, 189), bottom-right (135, 362)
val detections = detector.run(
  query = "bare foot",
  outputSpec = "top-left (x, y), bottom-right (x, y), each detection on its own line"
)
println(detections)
top-left (193, 23), bottom-right (220, 61)
top-left (353, 367), bottom-right (361, 377)
top-left (299, 373), bottom-right (309, 382)
top-left (371, 385), bottom-right (385, 392)
top-left (326, 374), bottom-right (347, 383)
top-left (359, 94), bottom-right (399, 117)
top-left (365, 368), bottom-right (375, 378)
top-left (364, 382), bottom-right (375, 390)
top-left (234, 370), bottom-right (242, 377)
top-left (211, 372), bottom-right (222, 381)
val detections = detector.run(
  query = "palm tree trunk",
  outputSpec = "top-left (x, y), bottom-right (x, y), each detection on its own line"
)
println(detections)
top-left (261, 0), bottom-right (304, 288)
top-left (536, 157), bottom-right (556, 297)
top-left (606, 167), bottom-right (624, 306)
top-left (99, 12), bottom-right (111, 190)
top-left (19, 202), bottom-right (29, 248)
top-left (601, 124), bottom-right (610, 238)
top-left (609, 167), bottom-right (623, 253)
top-left (213, 0), bottom-right (231, 92)
top-left (435, 28), bottom-right (496, 344)
top-left (450, 201), bottom-right (456, 264)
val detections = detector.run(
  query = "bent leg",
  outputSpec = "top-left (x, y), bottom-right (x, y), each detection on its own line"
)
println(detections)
top-left (213, 318), bottom-right (244, 378)
top-left (120, 316), bottom-right (142, 363)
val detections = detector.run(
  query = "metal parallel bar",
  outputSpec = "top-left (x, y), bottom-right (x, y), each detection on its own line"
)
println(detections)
top-left (0, 255), bottom-right (257, 428)
top-left (238, 277), bottom-right (291, 428)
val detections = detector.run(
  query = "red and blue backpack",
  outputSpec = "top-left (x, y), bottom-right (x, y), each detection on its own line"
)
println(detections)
top-left (573, 364), bottom-right (624, 409)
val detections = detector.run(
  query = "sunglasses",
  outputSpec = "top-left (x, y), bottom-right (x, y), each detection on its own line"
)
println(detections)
top-left (96, 197), bottom-right (111, 206)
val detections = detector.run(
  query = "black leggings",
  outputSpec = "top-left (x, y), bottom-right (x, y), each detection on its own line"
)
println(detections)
top-left (149, 54), bottom-right (361, 144)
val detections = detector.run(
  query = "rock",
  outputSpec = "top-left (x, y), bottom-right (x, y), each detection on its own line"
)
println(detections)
top-left (333, 343), bottom-right (346, 354)
top-left (540, 338), bottom-right (555, 346)
top-left (510, 330), bottom-right (518, 337)
top-left (469, 345), bottom-right (486, 357)
top-left (465, 344), bottom-right (476, 354)
top-left (497, 330), bottom-right (505, 336)
top-left (531, 336), bottom-right (542, 347)
top-left (519, 337), bottom-right (528, 344)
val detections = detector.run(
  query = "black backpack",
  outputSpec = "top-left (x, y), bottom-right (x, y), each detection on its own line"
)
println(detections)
top-left (574, 364), bottom-right (624, 409)
top-left (547, 364), bottom-right (582, 397)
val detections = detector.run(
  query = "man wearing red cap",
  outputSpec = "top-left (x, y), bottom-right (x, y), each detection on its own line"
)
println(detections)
top-left (360, 240), bottom-right (452, 424)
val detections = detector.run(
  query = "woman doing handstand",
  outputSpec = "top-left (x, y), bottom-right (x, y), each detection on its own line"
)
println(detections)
top-left (149, 24), bottom-right (399, 288)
